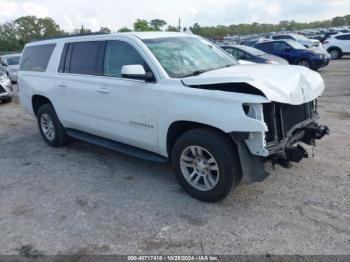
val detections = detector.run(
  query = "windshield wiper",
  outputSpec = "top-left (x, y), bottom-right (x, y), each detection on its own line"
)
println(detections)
top-left (183, 69), bottom-right (210, 78)
top-left (183, 64), bottom-right (234, 78)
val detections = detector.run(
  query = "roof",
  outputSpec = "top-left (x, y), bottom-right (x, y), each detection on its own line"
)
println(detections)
top-left (27, 32), bottom-right (195, 46)
top-left (127, 32), bottom-right (191, 40)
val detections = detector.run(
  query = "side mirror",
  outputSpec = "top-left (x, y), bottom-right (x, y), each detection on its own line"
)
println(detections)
top-left (1, 62), bottom-right (7, 67)
top-left (285, 47), bottom-right (292, 52)
top-left (121, 65), bottom-right (154, 82)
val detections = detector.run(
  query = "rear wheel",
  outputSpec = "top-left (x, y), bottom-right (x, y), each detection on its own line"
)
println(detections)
top-left (37, 104), bottom-right (70, 147)
top-left (328, 48), bottom-right (342, 59)
top-left (171, 128), bottom-right (241, 202)
top-left (1, 97), bottom-right (12, 104)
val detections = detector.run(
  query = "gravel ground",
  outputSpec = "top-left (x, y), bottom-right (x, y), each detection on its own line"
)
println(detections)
top-left (0, 59), bottom-right (349, 256)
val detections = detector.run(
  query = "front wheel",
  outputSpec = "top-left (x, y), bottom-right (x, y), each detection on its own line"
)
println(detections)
top-left (171, 128), bottom-right (242, 202)
top-left (1, 97), bottom-right (12, 104)
top-left (297, 58), bottom-right (312, 69)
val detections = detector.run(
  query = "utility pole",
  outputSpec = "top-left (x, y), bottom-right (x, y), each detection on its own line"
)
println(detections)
top-left (177, 18), bottom-right (182, 32)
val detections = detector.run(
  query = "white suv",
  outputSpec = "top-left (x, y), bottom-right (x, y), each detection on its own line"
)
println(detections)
top-left (18, 32), bottom-right (329, 202)
top-left (323, 33), bottom-right (350, 59)
top-left (271, 33), bottom-right (323, 49)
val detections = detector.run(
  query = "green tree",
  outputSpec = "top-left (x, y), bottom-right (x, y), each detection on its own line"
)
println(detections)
top-left (150, 19), bottom-right (167, 31)
top-left (190, 23), bottom-right (201, 34)
top-left (100, 27), bottom-right (111, 33)
top-left (0, 22), bottom-right (19, 51)
top-left (332, 16), bottom-right (346, 27)
top-left (134, 19), bottom-right (153, 31)
top-left (165, 25), bottom-right (179, 32)
top-left (14, 16), bottom-right (64, 49)
top-left (118, 27), bottom-right (132, 32)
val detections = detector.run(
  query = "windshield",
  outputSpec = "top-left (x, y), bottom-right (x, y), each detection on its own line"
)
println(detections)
top-left (285, 40), bottom-right (306, 50)
top-left (235, 45), bottom-right (266, 56)
top-left (7, 56), bottom-right (21, 65)
top-left (143, 37), bottom-right (237, 78)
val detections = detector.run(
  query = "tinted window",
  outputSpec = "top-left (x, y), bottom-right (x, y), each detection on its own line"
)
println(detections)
top-left (103, 41), bottom-right (146, 78)
top-left (256, 42), bottom-right (274, 52)
top-left (7, 56), bottom-right (21, 65)
top-left (273, 42), bottom-right (290, 52)
top-left (69, 41), bottom-right (104, 75)
top-left (20, 44), bottom-right (56, 72)
top-left (336, 34), bottom-right (350, 40)
top-left (223, 47), bottom-right (241, 59)
top-left (273, 35), bottom-right (293, 40)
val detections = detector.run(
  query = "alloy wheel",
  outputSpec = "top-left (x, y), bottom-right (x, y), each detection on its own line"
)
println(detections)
top-left (180, 145), bottom-right (220, 191)
top-left (40, 113), bottom-right (56, 141)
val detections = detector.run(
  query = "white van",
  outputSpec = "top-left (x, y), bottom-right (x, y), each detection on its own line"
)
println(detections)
top-left (18, 32), bottom-right (329, 202)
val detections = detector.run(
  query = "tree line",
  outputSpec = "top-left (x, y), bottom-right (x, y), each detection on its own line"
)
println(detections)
top-left (0, 14), bottom-right (349, 52)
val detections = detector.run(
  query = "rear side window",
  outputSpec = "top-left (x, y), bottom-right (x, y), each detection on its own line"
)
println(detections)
top-left (103, 41), bottom-right (146, 78)
top-left (273, 35), bottom-right (293, 40)
top-left (336, 34), bottom-right (350, 40)
top-left (256, 42), bottom-right (273, 52)
top-left (69, 41), bottom-right (104, 75)
top-left (20, 44), bottom-right (56, 72)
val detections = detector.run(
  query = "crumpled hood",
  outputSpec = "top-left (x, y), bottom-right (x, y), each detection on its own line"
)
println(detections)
top-left (182, 64), bottom-right (325, 105)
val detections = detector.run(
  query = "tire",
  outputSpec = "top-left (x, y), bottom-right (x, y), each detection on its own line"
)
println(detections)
top-left (171, 128), bottom-right (242, 202)
top-left (37, 104), bottom-right (70, 147)
top-left (328, 48), bottom-right (342, 60)
top-left (1, 97), bottom-right (12, 104)
top-left (296, 58), bottom-right (312, 69)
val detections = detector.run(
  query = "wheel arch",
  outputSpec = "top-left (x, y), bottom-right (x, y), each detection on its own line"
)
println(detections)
top-left (327, 46), bottom-right (343, 58)
top-left (166, 120), bottom-right (234, 157)
top-left (32, 95), bottom-right (53, 116)
top-left (327, 46), bottom-right (342, 53)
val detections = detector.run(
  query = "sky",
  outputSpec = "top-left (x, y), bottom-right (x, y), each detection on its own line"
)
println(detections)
top-left (0, 0), bottom-right (349, 32)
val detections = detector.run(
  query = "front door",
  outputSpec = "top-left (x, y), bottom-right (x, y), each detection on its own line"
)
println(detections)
top-left (94, 40), bottom-right (158, 153)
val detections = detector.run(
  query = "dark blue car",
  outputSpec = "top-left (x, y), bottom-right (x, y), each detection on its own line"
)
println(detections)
top-left (254, 40), bottom-right (330, 70)
top-left (221, 45), bottom-right (289, 65)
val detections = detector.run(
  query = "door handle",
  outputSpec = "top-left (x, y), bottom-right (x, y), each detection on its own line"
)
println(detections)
top-left (57, 82), bottom-right (67, 88)
top-left (98, 87), bottom-right (111, 94)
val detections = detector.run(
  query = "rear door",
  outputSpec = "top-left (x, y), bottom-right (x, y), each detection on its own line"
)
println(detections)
top-left (53, 41), bottom-right (104, 134)
top-left (336, 34), bottom-right (350, 52)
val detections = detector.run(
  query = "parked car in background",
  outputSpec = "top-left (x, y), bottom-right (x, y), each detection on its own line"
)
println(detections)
top-left (18, 32), bottom-right (329, 202)
top-left (0, 71), bottom-right (13, 104)
top-left (323, 33), bottom-right (350, 59)
top-left (0, 53), bottom-right (22, 83)
top-left (255, 40), bottom-right (330, 70)
top-left (271, 33), bottom-right (323, 49)
top-left (242, 39), bottom-right (258, 47)
top-left (221, 45), bottom-right (289, 65)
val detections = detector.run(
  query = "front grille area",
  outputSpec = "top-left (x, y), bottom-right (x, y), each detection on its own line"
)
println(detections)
top-left (0, 86), bottom-right (6, 94)
top-left (263, 101), bottom-right (317, 144)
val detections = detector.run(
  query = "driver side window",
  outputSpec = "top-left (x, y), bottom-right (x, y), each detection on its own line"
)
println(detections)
top-left (103, 41), bottom-right (149, 78)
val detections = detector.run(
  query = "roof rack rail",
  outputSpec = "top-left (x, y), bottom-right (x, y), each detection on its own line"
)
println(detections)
top-left (30, 32), bottom-right (109, 43)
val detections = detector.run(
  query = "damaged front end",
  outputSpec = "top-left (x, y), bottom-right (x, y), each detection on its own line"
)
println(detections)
top-left (262, 100), bottom-right (329, 165)
top-left (235, 100), bottom-right (330, 184)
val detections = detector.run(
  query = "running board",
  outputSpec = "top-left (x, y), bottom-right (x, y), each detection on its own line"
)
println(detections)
top-left (66, 129), bottom-right (168, 163)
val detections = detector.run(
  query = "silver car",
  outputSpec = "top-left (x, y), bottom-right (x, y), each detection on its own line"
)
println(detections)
top-left (0, 53), bottom-right (21, 83)
top-left (0, 71), bottom-right (13, 103)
